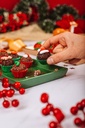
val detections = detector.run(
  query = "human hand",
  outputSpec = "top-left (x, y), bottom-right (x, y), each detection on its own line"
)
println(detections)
top-left (42, 32), bottom-right (85, 64)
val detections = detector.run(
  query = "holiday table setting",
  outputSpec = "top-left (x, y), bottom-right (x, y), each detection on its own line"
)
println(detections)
top-left (0, 0), bottom-right (85, 127)
top-left (0, 40), bottom-right (85, 128)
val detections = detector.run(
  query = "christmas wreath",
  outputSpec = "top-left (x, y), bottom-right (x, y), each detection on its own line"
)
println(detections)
top-left (0, 0), bottom-right (85, 33)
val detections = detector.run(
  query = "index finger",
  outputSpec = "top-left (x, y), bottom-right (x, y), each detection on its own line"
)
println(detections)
top-left (42, 35), bottom-right (60, 49)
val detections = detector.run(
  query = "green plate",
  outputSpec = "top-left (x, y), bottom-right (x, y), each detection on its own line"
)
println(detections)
top-left (1, 60), bottom-right (68, 88)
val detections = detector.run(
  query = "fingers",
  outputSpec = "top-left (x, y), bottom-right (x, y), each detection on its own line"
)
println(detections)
top-left (42, 33), bottom-right (68, 50)
top-left (53, 44), bottom-right (63, 53)
top-left (47, 48), bottom-right (73, 64)
top-left (42, 35), bottom-right (61, 49)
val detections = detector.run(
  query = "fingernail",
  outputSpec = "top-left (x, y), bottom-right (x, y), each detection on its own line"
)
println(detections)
top-left (47, 57), bottom-right (54, 64)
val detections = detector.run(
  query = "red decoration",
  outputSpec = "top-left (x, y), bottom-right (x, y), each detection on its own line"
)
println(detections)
top-left (0, 12), bottom-right (29, 33)
top-left (40, 93), bottom-right (49, 103)
top-left (11, 99), bottom-right (19, 107)
top-left (2, 100), bottom-right (10, 108)
top-left (40, 92), bottom-right (65, 128)
top-left (34, 42), bottom-right (42, 50)
top-left (70, 99), bottom-right (85, 127)
top-left (56, 14), bottom-right (85, 33)
top-left (0, 77), bottom-right (26, 108)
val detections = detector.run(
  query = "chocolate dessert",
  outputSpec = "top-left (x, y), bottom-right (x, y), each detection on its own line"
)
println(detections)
top-left (0, 50), bottom-right (8, 57)
top-left (37, 50), bottom-right (51, 60)
top-left (11, 63), bottom-right (28, 78)
top-left (11, 63), bottom-right (26, 71)
top-left (20, 55), bottom-right (33, 68)
top-left (20, 56), bottom-right (32, 62)
top-left (1, 56), bottom-right (14, 66)
top-left (8, 52), bottom-right (19, 59)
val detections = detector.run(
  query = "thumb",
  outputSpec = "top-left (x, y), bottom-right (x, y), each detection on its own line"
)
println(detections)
top-left (47, 48), bottom-right (73, 64)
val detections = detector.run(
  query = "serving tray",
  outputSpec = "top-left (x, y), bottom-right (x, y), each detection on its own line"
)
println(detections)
top-left (1, 60), bottom-right (68, 88)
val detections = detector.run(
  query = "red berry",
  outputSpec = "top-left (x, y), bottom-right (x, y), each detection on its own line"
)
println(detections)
top-left (42, 107), bottom-right (50, 116)
top-left (53, 108), bottom-right (61, 115)
top-left (2, 100), bottom-right (10, 108)
top-left (2, 81), bottom-right (9, 88)
top-left (76, 102), bottom-right (83, 110)
top-left (14, 82), bottom-right (21, 89)
top-left (2, 89), bottom-right (7, 97)
top-left (55, 111), bottom-right (65, 123)
top-left (2, 78), bottom-right (9, 83)
top-left (70, 106), bottom-right (78, 115)
top-left (82, 120), bottom-right (85, 127)
top-left (12, 99), bottom-right (19, 107)
top-left (74, 117), bottom-right (82, 126)
top-left (6, 89), bottom-right (15, 97)
top-left (81, 99), bottom-right (85, 108)
top-left (46, 103), bottom-right (54, 112)
top-left (40, 93), bottom-right (49, 103)
top-left (19, 88), bottom-right (25, 95)
top-left (53, 108), bottom-right (65, 123)
top-left (0, 91), bottom-right (3, 98)
top-left (49, 121), bottom-right (57, 128)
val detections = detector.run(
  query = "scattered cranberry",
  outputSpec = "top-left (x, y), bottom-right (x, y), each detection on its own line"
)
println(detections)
top-left (42, 107), bottom-right (50, 116)
top-left (2, 78), bottom-right (9, 83)
top-left (2, 100), bottom-right (10, 108)
top-left (70, 106), bottom-right (78, 115)
top-left (49, 121), bottom-right (57, 128)
top-left (12, 99), bottom-right (19, 107)
top-left (14, 82), bottom-right (21, 89)
top-left (76, 102), bottom-right (83, 110)
top-left (0, 77), bottom-right (26, 108)
top-left (81, 99), bottom-right (85, 108)
top-left (2, 89), bottom-right (7, 97)
top-left (6, 89), bottom-right (15, 97)
top-left (40, 93), bottom-right (65, 128)
top-left (74, 117), bottom-right (82, 126)
top-left (40, 93), bottom-right (49, 103)
top-left (53, 108), bottom-right (62, 116)
top-left (19, 88), bottom-right (25, 95)
top-left (70, 99), bottom-right (85, 127)
top-left (46, 103), bottom-right (54, 112)
top-left (54, 111), bottom-right (65, 123)
top-left (2, 81), bottom-right (9, 88)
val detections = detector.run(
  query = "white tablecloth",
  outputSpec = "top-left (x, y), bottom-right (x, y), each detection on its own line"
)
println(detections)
top-left (0, 61), bottom-right (85, 128)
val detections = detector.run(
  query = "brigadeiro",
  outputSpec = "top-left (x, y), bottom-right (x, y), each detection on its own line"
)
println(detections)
top-left (8, 51), bottom-right (20, 62)
top-left (37, 49), bottom-right (51, 60)
top-left (20, 54), bottom-right (33, 68)
top-left (1, 56), bottom-right (14, 72)
top-left (11, 63), bottom-right (28, 78)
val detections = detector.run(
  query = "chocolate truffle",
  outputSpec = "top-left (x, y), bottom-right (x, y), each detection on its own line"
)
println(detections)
top-left (1, 56), bottom-right (14, 66)
top-left (11, 63), bottom-right (26, 71)
top-left (37, 50), bottom-right (51, 60)
top-left (20, 54), bottom-right (33, 68)
top-left (11, 63), bottom-right (28, 78)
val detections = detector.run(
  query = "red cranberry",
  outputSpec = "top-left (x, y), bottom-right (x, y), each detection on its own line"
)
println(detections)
top-left (81, 99), bottom-right (85, 108)
top-left (40, 93), bottom-right (49, 103)
top-left (12, 99), bottom-right (19, 107)
top-left (76, 102), bottom-right (83, 110)
top-left (49, 121), bottom-right (57, 128)
top-left (42, 107), bottom-right (50, 116)
top-left (74, 117), bottom-right (82, 126)
top-left (70, 106), bottom-right (78, 115)
top-left (46, 103), bottom-right (54, 112)
top-left (2, 100), bottom-right (10, 108)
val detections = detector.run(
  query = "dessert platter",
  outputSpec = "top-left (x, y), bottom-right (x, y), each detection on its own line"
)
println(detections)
top-left (0, 48), bottom-right (68, 88)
